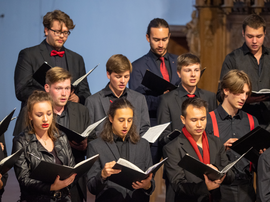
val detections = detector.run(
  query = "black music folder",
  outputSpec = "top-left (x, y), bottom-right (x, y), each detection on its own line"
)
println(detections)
top-left (230, 126), bottom-right (270, 164)
top-left (251, 89), bottom-right (270, 98)
top-left (0, 148), bottom-right (23, 175)
top-left (109, 157), bottom-right (167, 190)
top-left (32, 61), bottom-right (52, 87)
top-left (56, 117), bottom-right (106, 143)
top-left (141, 70), bottom-right (177, 96)
top-left (0, 108), bottom-right (16, 136)
top-left (178, 148), bottom-right (252, 181)
top-left (29, 154), bottom-right (99, 183)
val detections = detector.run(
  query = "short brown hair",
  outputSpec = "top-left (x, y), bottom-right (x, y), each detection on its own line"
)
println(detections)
top-left (182, 98), bottom-right (208, 118)
top-left (177, 53), bottom-right (200, 72)
top-left (43, 10), bottom-right (75, 30)
top-left (147, 18), bottom-right (170, 36)
top-left (106, 54), bottom-right (132, 74)
top-left (220, 70), bottom-right (252, 101)
top-left (46, 67), bottom-right (72, 85)
top-left (242, 14), bottom-right (266, 33)
top-left (26, 91), bottom-right (58, 141)
top-left (100, 98), bottom-right (140, 144)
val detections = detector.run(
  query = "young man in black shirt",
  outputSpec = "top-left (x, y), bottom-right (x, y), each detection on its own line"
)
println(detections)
top-left (207, 70), bottom-right (259, 202)
top-left (85, 54), bottom-right (150, 138)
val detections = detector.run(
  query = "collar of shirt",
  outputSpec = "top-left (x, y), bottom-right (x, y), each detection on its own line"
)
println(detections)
top-left (177, 83), bottom-right (199, 98)
top-left (217, 105), bottom-right (243, 120)
top-left (56, 105), bottom-right (68, 118)
top-left (149, 50), bottom-right (169, 61)
top-left (113, 133), bottom-right (130, 143)
top-left (45, 39), bottom-right (65, 52)
top-left (103, 83), bottom-right (128, 98)
top-left (242, 42), bottom-right (269, 56)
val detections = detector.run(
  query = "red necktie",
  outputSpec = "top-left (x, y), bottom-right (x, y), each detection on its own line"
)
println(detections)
top-left (187, 94), bottom-right (195, 98)
top-left (160, 57), bottom-right (170, 82)
top-left (50, 50), bottom-right (65, 57)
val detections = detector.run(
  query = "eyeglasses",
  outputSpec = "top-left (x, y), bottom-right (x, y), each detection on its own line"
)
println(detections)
top-left (49, 28), bottom-right (71, 37)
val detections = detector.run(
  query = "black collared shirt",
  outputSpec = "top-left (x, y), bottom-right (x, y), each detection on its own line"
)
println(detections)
top-left (104, 83), bottom-right (128, 103)
top-left (56, 106), bottom-right (70, 128)
top-left (177, 83), bottom-right (199, 98)
top-left (206, 105), bottom-right (259, 181)
top-left (149, 51), bottom-right (172, 81)
top-left (113, 134), bottom-right (129, 160)
top-left (45, 40), bottom-right (68, 70)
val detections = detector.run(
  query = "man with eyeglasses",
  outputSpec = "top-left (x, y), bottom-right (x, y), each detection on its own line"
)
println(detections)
top-left (13, 10), bottom-right (91, 137)
top-left (14, 10), bottom-right (90, 108)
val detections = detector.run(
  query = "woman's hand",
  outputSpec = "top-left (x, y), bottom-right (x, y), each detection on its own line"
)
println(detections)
top-left (50, 173), bottom-right (76, 191)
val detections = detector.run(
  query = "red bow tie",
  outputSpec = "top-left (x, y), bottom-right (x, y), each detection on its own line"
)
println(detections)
top-left (50, 50), bottom-right (65, 57)
top-left (187, 94), bottom-right (195, 98)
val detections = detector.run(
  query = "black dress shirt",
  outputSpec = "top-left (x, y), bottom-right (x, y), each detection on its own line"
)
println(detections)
top-left (150, 51), bottom-right (172, 81)
top-left (218, 42), bottom-right (270, 125)
top-left (45, 40), bottom-right (67, 70)
top-left (56, 106), bottom-right (70, 128)
top-left (113, 134), bottom-right (129, 160)
top-left (103, 83), bottom-right (127, 103)
top-left (206, 105), bottom-right (259, 183)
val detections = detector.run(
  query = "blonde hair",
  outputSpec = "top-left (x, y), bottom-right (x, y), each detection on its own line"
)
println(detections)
top-left (45, 67), bottom-right (72, 85)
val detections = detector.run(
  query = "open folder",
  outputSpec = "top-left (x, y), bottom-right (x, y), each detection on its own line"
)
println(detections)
top-left (1, 148), bottom-right (23, 175)
top-left (230, 126), bottom-right (270, 164)
top-left (72, 64), bottom-right (99, 88)
top-left (56, 117), bottom-right (106, 143)
top-left (33, 62), bottom-right (98, 88)
top-left (29, 154), bottom-right (99, 183)
top-left (142, 122), bottom-right (171, 143)
top-left (109, 157), bottom-right (167, 190)
top-left (0, 108), bottom-right (16, 136)
top-left (178, 147), bottom-right (252, 181)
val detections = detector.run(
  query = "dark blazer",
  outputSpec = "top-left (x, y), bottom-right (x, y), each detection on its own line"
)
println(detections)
top-left (129, 51), bottom-right (180, 112)
top-left (157, 85), bottom-right (217, 146)
top-left (85, 87), bottom-right (150, 137)
top-left (87, 137), bottom-right (155, 202)
top-left (163, 133), bottom-right (235, 202)
top-left (14, 39), bottom-right (91, 106)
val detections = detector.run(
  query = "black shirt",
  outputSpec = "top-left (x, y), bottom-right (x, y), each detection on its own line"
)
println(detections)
top-left (113, 134), bottom-right (129, 160)
top-left (103, 83), bottom-right (127, 103)
top-left (149, 51), bottom-right (172, 81)
top-left (56, 106), bottom-right (70, 128)
top-left (45, 40), bottom-right (68, 70)
top-left (50, 147), bottom-right (63, 165)
top-left (177, 83), bottom-right (200, 99)
top-left (206, 105), bottom-right (259, 182)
